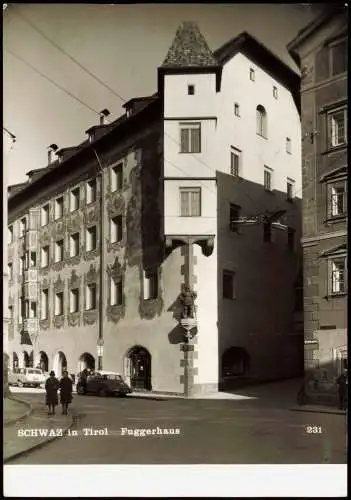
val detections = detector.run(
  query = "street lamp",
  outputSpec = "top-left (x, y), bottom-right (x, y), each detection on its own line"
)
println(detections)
top-left (97, 338), bottom-right (104, 370)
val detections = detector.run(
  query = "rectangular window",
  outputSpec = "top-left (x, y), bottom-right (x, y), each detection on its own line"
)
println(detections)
top-left (86, 226), bottom-right (97, 252)
top-left (330, 257), bottom-right (347, 294)
top-left (188, 84), bottom-right (195, 95)
top-left (41, 204), bottom-right (49, 226)
top-left (55, 239), bottom-right (64, 263)
top-left (286, 137), bottom-right (292, 154)
top-left (70, 289), bottom-right (80, 313)
top-left (110, 279), bottom-right (123, 306)
top-left (287, 228), bottom-right (295, 251)
top-left (273, 86), bottom-right (278, 99)
top-left (180, 122), bottom-right (201, 153)
top-left (328, 181), bottom-right (347, 218)
top-left (30, 252), bottom-right (37, 267)
top-left (111, 163), bottom-right (123, 192)
top-left (86, 284), bottom-right (97, 310)
top-left (328, 108), bottom-right (347, 148)
top-left (264, 167), bottom-right (272, 191)
top-left (110, 215), bottom-right (123, 243)
top-left (55, 292), bottom-right (64, 316)
top-left (234, 103), bottom-right (240, 116)
top-left (70, 232), bottom-right (80, 257)
top-left (55, 197), bottom-right (64, 220)
top-left (8, 226), bottom-right (13, 244)
top-left (331, 39), bottom-right (347, 76)
top-left (41, 246), bottom-right (50, 268)
top-left (70, 187), bottom-right (80, 212)
top-left (179, 187), bottom-right (201, 217)
top-left (249, 68), bottom-right (255, 81)
top-left (8, 262), bottom-right (13, 280)
top-left (143, 270), bottom-right (158, 300)
top-left (230, 148), bottom-right (240, 177)
top-left (19, 218), bottom-right (27, 237)
top-left (263, 222), bottom-right (272, 243)
top-left (287, 179), bottom-right (294, 201)
top-left (41, 289), bottom-right (49, 320)
top-left (223, 270), bottom-right (235, 299)
top-left (229, 204), bottom-right (241, 232)
top-left (86, 179), bottom-right (97, 204)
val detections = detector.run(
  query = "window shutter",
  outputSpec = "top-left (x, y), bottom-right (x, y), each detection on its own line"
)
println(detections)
top-left (180, 190), bottom-right (189, 216)
top-left (191, 190), bottom-right (200, 216)
top-left (180, 129), bottom-right (189, 153)
top-left (191, 127), bottom-right (200, 153)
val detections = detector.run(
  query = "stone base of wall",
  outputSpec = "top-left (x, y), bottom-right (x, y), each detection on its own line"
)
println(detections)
top-left (190, 382), bottom-right (219, 395)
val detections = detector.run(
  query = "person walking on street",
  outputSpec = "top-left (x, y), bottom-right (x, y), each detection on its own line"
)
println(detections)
top-left (336, 368), bottom-right (348, 410)
top-left (59, 371), bottom-right (73, 415)
top-left (80, 367), bottom-right (89, 394)
top-left (45, 371), bottom-right (60, 416)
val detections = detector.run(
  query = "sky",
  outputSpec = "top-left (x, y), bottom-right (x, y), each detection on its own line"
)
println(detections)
top-left (3, 3), bottom-right (323, 186)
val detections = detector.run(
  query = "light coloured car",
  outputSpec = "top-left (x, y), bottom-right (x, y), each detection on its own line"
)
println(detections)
top-left (8, 368), bottom-right (46, 388)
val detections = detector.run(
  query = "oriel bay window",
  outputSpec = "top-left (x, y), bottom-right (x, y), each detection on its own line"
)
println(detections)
top-left (328, 180), bottom-right (347, 218)
top-left (180, 122), bottom-right (201, 153)
top-left (180, 187), bottom-right (201, 217)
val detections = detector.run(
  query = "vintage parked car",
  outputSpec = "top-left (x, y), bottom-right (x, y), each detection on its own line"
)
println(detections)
top-left (8, 368), bottom-right (46, 388)
top-left (76, 370), bottom-right (132, 397)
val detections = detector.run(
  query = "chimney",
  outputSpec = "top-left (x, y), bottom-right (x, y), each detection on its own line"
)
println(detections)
top-left (48, 144), bottom-right (58, 164)
top-left (99, 109), bottom-right (110, 125)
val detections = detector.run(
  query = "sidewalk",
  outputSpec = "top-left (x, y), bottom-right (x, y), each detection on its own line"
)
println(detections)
top-left (4, 401), bottom-right (74, 463)
top-left (4, 397), bottom-right (32, 426)
top-left (290, 404), bottom-right (347, 415)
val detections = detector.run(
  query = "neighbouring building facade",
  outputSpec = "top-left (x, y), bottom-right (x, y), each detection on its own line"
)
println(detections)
top-left (7, 22), bottom-right (303, 396)
top-left (288, 6), bottom-right (348, 404)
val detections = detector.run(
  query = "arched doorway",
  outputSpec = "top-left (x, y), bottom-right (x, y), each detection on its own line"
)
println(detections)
top-left (23, 351), bottom-right (30, 368)
top-left (13, 352), bottom-right (19, 370)
top-left (53, 351), bottom-right (67, 378)
top-left (127, 346), bottom-right (152, 391)
top-left (38, 351), bottom-right (49, 372)
top-left (78, 352), bottom-right (95, 373)
top-left (222, 347), bottom-right (250, 378)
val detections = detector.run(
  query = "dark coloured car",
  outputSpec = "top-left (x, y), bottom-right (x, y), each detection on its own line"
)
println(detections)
top-left (76, 371), bottom-right (132, 397)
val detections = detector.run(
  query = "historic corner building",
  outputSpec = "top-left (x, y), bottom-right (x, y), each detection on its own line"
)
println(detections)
top-left (7, 22), bottom-right (304, 396)
top-left (288, 6), bottom-right (348, 404)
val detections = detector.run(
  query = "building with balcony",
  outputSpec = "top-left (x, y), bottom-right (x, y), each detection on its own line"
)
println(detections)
top-left (7, 22), bottom-right (303, 396)
top-left (288, 6), bottom-right (348, 404)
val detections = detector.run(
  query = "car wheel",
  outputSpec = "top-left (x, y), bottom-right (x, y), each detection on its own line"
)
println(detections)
top-left (99, 388), bottom-right (107, 397)
top-left (77, 385), bottom-right (85, 395)
top-left (17, 381), bottom-right (24, 388)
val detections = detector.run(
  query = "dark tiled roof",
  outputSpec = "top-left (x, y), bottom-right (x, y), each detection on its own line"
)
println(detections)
top-left (161, 21), bottom-right (218, 68)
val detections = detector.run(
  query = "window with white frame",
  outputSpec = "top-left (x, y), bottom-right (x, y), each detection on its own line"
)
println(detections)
top-left (55, 197), bottom-right (64, 220)
top-left (86, 284), bottom-right (97, 310)
top-left (110, 278), bottom-right (123, 306)
top-left (328, 180), bottom-right (347, 218)
top-left (86, 226), bottom-right (97, 251)
top-left (179, 187), bottom-right (201, 217)
top-left (111, 163), bottom-right (123, 192)
top-left (86, 179), bottom-right (97, 204)
top-left (328, 108), bottom-right (347, 148)
top-left (256, 105), bottom-right (267, 137)
top-left (41, 289), bottom-right (49, 320)
top-left (223, 270), bottom-right (235, 299)
top-left (286, 137), bottom-right (292, 154)
top-left (234, 103), bottom-right (240, 117)
top-left (70, 187), bottom-right (80, 212)
top-left (110, 215), bottom-right (123, 243)
top-left (70, 232), bottom-right (80, 257)
top-left (70, 288), bottom-right (80, 313)
top-left (8, 262), bottom-right (13, 280)
top-left (8, 225), bottom-right (13, 244)
top-left (55, 239), bottom-right (64, 262)
top-left (143, 270), bottom-right (158, 300)
top-left (41, 204), bottom-right (49, 226)
top-left (249, 68), bottom-right (255, 81)
top-left (330, 256), bottom-right (347, 294)
top-left (264, 167), bottom-right (272, 191)
top-left (273, 86), bottom-right (278, 99)
top-left (287, 179), bottom-right (294, 201)
top-left (55, 292), bottom-right (64, 316)
top-left (19, 217), bottom-right (27, 237)
top-left (41, 246), bottom-right (49, 268)
top-left (180, 122), bottom-right (201, 153)
top-left (230, 147), bottom-right (241, 177)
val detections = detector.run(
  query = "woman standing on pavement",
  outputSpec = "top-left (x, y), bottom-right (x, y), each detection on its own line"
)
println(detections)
top-left (45, 371), bottom-right (60, 416)
top-left (59, 371), bottom-right (73, 415)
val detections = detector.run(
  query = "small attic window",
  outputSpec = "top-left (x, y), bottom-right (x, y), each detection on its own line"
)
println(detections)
top-left (188, 85), bottom-right (195, 95)
top-left (250, 68), bottom-right (255, 81)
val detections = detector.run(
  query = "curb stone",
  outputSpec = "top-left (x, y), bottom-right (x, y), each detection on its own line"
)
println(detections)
top-left (4, 397), bottom-right (33, 427)
top-left (3, 412), bottom-right (76, 464)
top-left (290, 406), bottom-right (347, 416)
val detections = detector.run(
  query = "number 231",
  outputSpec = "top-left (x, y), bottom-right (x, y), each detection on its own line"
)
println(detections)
top-left (306, 426), bottom-right (322, 434)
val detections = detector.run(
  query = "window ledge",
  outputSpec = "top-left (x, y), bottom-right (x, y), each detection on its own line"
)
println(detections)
top-left (179, 151), bottom-right (202, 155)
top-left (322, 144), bottom-right (347, 155)
top-left (324, 215), bottom-right (347, 224)
top-left (325, 292), bottom-right (348, 299)
top-left (54, 314), bottom-right (64, 317)
top-left (256, 133), bottom-right (267, 140)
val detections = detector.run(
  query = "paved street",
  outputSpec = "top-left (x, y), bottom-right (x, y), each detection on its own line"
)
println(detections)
top-left (8, 379), bottom-right (347, 465)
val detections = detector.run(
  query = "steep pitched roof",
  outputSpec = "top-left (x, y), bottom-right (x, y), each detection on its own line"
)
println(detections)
top-left (161, 21), bottom-right (218, 68)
